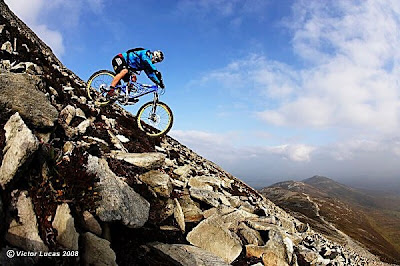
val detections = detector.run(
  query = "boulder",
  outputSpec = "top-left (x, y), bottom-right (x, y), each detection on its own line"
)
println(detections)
top-left (0, 113), bottom-right (39, 188)
top-left (138, 170), bottom-right (172, 197)
top-left (238, 222), bottom-right (264, 246)
top-left (0, 73), bottom-right (58, 128)
top-left (6, 191), bottom-right (48, 252)
top-left (149, 242), bottom-right (230, 266)
top-left (178, 194), bottom-right (203, 222)
top-left (173, 164), bottom-right (192, 179)
top-left (59, 105), bottom-right (76, 126)
top-left (82, 232), bottom-right (117, 266)
top-left (82, 211), bottom-right (102, 236)
top-left (189, 188), bottom-right (221, 207)
top-left (52, 203), bottom-right (79, 250)
top-left (173, 198), bottom-right (185, 232)
top-left (86, 155), bottom-right (150, 228)
top-left (1, 40), bottom-right (12, 53)
top-left (186, 216), bottom-right (242, 263)
top-left (188, 175), bottom-right (221, 191)
top-left (113, 151), bottom-right (166, 169)
top-left (246, 228), bottom-right (292, 266)
top-left (116, 134), bottom-right (129, 143)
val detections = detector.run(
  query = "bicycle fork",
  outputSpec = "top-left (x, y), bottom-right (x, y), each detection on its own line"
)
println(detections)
top-left (150, 92), bottom-right (159, 121)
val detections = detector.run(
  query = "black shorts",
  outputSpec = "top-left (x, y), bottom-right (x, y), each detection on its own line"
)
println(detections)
top-left (112, 54), bottom-right (128, 74)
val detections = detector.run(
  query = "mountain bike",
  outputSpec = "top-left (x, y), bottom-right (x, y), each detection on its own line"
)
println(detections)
top-left (86, 70), bottom-right (173, 137)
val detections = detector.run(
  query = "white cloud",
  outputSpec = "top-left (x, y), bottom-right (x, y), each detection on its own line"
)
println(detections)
top-left (259, 0), bottom-right (400, 133)
top-left (184, 1), bottom-right (400, 188)
top-left (4, 0), bottom-right (105, 58)
top-left (171, 129), bottom-right (315, 163)
top-left (197, 0), bottom-right (400, 135)
top-left (5, 0), bottom-right (66, 57)
top-left (265, 144), bottom-right (315, 162)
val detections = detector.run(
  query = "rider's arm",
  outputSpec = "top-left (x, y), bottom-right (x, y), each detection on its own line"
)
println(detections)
top-left (145, 69), bottom-right (164, 88)
top-left (142, 55), bottom-right (164, 87)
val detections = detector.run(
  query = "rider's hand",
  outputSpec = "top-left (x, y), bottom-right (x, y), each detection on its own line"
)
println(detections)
top-left (131, 74), bottom-right (137, 82)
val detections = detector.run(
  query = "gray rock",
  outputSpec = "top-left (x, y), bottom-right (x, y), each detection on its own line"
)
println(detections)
top-left (82, 211), bottom-right (102, 236)
top-left (138, 170), bottom-right (172, 197)
top-left (10, 62), bottom-right (40, 74)
top-left (86, 155), bottom-right (150, 228)
top-left (174, 198), bottom-right (185, 232)
top-left (82, 232), bottom-right (117, 266)
top-left (189, 188), bottom-right (220, 207)
top-left (116, 134), bottom-right (129, 143)
top-left (0, 113), bottom-right (39, 188)
top-left (1, 59), bottom-right (10, 71)
top-left (1, 41), bottom-right (12, 53)
top-left (186, 216), bottom-right (242, 263)
top-left (52, 203), bottom-right (79, 250)
top-left (246, 228), bottom-right (292, 266)
top-left (188, 175), bottom-right (221, 191)
top-left (113, 151), bottom-right (166, 170)
top-left (0, 73), bottom-right (59, 128)
top-left (62, 141), bottom-right (74, 155)
top-left (6, 191), bottom-right (48, 252)
top-left (108, 130), bottom-right (128, 152)
top-left (76, 118), bottom-right (94, 135)
top-left (238, 222), bottom-right (264, 246)
top-left (59, 105), bottom-right (76, 126)
top-left (178, 194), bottom-right (203, 222)
top-left (173, 165), bottom-right (192, 179)
top-left (149, 242), bottom-right (230, 266)
top-left (75, 108), bottom-right (86, 119)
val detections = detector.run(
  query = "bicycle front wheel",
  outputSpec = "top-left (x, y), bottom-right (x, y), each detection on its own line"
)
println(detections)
top-left (86, 70), bottom-right (115, 106)
top-left (136, 101), bottom-right (173, 137)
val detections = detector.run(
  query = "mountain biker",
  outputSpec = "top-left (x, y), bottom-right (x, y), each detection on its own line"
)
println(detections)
top-left (109, 48), bottom-right (165, 100)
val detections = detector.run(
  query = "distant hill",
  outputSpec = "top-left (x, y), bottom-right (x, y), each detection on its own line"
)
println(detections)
top-left (260, 176), bottom-right (400, 264)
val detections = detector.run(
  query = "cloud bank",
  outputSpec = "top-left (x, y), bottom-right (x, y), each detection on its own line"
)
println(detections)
top-left (178, 0), bottom-right (400, 190)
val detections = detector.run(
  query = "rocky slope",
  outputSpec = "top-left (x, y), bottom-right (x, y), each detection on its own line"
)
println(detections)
top-left (0, 1), bottom-right (391, 265)
top-left (260, 176), bottom-right (400, 265)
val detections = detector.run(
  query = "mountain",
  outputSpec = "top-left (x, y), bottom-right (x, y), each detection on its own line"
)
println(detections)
top-left (260, 176), bottom-right (400, 264)
top-left (0, 1), bottom-right (391, 265)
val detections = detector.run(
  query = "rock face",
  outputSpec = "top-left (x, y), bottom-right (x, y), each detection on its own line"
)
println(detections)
top-left (0, 73), bottom-right (59, 129)
top-left (0, 113), bottom-right (39, 188)
top-left (86, 155), bottom-right (150, 228)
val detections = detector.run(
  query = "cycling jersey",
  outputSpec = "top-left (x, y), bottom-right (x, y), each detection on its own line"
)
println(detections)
top-left (120, 49), bottom-right (161, 85)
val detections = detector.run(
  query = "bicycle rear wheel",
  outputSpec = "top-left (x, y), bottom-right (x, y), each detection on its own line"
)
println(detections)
top-left (86, 70), bottom-right (115, 106)
top-left (136, 101), bottom-right (173, 137)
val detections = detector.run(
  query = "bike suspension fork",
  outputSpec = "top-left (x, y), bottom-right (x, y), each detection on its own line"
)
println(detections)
top-left (152, 92), bottom-right (159, 113)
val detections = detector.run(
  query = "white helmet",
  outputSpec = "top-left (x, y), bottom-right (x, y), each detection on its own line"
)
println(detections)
top-left (152, 50), bottom-right (164, 63)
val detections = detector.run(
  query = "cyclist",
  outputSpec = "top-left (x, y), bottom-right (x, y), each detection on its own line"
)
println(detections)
top-left (109, 48), bottom-right (165, 100)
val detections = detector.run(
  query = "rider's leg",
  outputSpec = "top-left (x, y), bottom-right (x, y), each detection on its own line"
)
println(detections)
top-left (111, 68), bottom-right (128, 88)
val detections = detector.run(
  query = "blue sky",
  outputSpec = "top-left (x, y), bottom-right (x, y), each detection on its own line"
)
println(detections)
top-left (5, 0), bottom-right (400, 191)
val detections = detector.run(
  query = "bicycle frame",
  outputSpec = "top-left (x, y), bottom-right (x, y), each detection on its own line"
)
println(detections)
top-left (115, 73), bottom-right (161, 106)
